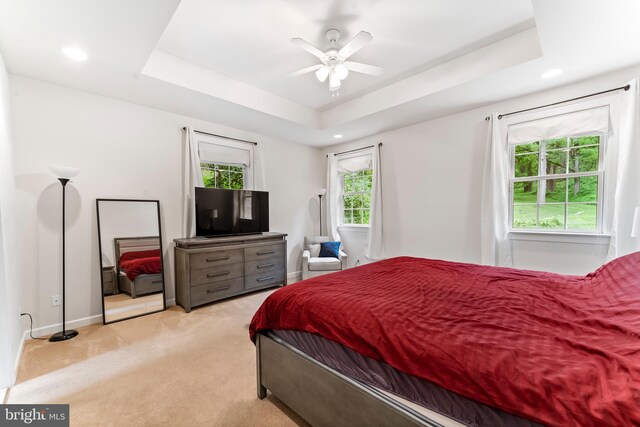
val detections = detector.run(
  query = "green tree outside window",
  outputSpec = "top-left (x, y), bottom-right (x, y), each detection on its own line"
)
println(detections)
top-left (201, 163), bottom-right (244, 189)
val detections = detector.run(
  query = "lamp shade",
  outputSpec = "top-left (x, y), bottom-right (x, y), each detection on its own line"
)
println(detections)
top-left (632, 207), bottom-right (640, 237)
top-left (316, 189), bottom-right (327, 197)
top-left (335, 63), bottom-right (349, 80)
top-left (315, 66), bottom-right (330, 83)
top-left (49, 165), bottom-right (79, 179)
top-left (329, 71), bottom-right (341, 90)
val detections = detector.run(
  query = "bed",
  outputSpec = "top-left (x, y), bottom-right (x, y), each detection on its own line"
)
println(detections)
top-left (114, 237), bottom-right (163, 298)
top-left (250, 254), bottom-right (640, 427)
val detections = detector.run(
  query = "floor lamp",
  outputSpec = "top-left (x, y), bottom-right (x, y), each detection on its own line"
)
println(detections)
top-left (316, 189), bottom-right (326, 235)
top-left (49, 165), bottom-right (79, 342)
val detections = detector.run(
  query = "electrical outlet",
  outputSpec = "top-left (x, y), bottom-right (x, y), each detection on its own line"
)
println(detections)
top-left (51, 295), bottom-right (61, 307)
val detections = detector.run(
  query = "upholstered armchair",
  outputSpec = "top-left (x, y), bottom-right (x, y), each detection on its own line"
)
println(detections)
top-left (302, 236), bottom-right (348, 280)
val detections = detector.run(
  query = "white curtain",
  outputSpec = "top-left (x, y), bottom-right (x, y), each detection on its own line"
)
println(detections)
top-left (607, 79), bottom-right (640, 259)
top-left (183, 127), bottom-right (204, 237)
top-left (253, 142), bottom-right (266, 191)
top-left (364, 144), bottom-right (384, 260)
top-left (325, 153), bottom-right (339, 240)
top-left (480, 114), bottom-right (512, 266)
top-left (507, 106), bottom-right (610, 144)
top-left (198, 141), bottom-right (251, 166)
top-left (337, 151), bottom-right (373, 174)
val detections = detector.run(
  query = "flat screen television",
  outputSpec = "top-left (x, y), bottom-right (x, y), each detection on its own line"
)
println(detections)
top-left (195, 187), bottom-right (269, 237)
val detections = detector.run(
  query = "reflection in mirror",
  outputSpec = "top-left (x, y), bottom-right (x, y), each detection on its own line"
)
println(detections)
top-left (97, 199), bottom-right (165, 324)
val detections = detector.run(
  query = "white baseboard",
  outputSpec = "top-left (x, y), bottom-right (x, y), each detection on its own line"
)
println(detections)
top-left (13, 331), bottom-right (25, 384)
top-left (25, 298), bottom-right (176, 340)
top-left (287, 271), bottom-right (302, 284)
top-left (27, 314), bottom-right (104, 339)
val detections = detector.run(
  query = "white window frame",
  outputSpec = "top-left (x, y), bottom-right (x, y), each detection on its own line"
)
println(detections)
top-left (508, 130), bottom-right (606, 235)
top-left (200, 162), bottom-right (246, 190)
top-left (339, 168), bottom-right (373, 227)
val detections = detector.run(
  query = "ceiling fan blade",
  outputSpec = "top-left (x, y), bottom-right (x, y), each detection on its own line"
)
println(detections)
top-left (287, 64), bottom-right (323, 77)
top-left (344, 61), bottom-right (383, 76)
top-left (338, 31), bottom-right (373, 59)
top-left (315, 66), bottom-right (330, 82)
top-left (291, 38), bottom-right (326, 60)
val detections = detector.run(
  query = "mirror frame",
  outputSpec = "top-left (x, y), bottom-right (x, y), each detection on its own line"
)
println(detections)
top-left (96, 198), bottom-right (167, 324)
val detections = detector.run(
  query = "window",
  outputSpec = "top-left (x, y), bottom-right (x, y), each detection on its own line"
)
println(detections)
top-left (201, 163), bottom-right (244, 189)
top-left (196, 133), bottom-right (255, 190)
top-left (341, 169), bottom-right (372, 225)
top-left (511, 134), bottom-right (604, 232)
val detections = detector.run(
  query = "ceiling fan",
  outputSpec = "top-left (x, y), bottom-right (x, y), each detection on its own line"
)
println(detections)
top-left (288, 29), bottom-right (383, 96)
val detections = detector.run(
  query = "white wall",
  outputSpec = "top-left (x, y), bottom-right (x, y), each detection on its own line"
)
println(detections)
top-left (98, 200), bottom-right (159, 266)
top-left (0, 52), bottom-right (22, 387)
top-left (326, 64), bottom-right (640, 275)
top-left (10, 76), bottom-right (323, 334)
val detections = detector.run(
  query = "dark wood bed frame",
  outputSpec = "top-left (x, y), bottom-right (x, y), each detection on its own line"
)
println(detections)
top-left (114, 236), bottom-right (163, 298)
top-left (256, 332), bottom-right (445, 427)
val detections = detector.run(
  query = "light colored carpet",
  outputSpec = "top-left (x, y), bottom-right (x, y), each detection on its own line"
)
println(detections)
top-left (7, 289), bottom-right (309, 426)
top-left (104, 292), bottom-right (164, 323)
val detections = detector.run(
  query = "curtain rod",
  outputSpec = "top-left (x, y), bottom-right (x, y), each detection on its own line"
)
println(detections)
top-left (182, 127), bottom-right (258, 145)
top-left (326, 143), bottom-right (383, 158)
top-left (484, 84), bottom-right (631, 121)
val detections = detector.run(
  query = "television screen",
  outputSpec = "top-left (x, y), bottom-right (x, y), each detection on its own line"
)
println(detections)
top-left (195, 188), bottom-right (269, 237)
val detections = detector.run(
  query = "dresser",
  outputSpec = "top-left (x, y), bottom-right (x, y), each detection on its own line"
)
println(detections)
top-left (102, 266), bottom-right (117, 295)
top-left (174, 232), bottom-right (287, 312)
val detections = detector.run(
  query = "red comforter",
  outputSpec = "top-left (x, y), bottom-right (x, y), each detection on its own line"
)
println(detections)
top-left (249, 255), bottom-right (640, 426)
top-left (119, 249), bottom-right (161, 281)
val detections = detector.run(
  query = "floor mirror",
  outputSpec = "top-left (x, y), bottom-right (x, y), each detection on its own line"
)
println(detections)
top-left (96, 199), bottom-right (166, 324)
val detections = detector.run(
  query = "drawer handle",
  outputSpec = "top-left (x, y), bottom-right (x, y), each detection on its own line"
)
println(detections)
top-left (257, 250), bottom-right (274, 255)
top-left (257, 263), bottom-right (275, 269)
top-left (207, 271), bottom-right (230, 278)
top-left (257, 276), bottom-right (276, 282)
top-left (207, 256), bottom-right (230, 262)
top-left (207, 285), bottom-right (231, 293)
top-left (152, 280), bottom-right (163, 284)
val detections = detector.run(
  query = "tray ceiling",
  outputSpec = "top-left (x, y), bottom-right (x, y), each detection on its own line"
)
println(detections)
top-left (1, 1), bottom-right (640, 146)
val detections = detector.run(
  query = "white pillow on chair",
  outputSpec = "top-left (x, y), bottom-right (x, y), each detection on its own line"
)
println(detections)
top-left (307, 244), bottom-right (321, 258)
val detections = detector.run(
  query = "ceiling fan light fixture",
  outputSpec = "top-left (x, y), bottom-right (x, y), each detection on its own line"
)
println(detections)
top-left (329, 71), bottom-right (341, 89)
top-left (316, 66), bottom-right (330, 82)
top-left (335, 63), bottom-right (349, 80)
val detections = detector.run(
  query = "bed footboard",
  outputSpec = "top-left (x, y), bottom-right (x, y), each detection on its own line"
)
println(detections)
top-left (255, 332), bottom-right (441, 427)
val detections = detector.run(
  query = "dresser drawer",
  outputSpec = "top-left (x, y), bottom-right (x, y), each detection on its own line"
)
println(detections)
top-left (244, 243), bottom-right (285, 262)
top-left (190, 262), bottom-right (244, 286)
top-left (245, 270), bottom-right (285, 290)
top-left (245, 257), bottom-right (284, 275)
top-left (190, 248), bottom-right (243, 269)
top-left (191, 277), bottom-right (244, 306)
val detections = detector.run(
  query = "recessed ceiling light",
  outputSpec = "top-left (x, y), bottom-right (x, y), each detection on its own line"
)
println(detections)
top-left (333, 134), bottom-right (343, 139)
top-left (62, 46), bottom-right (88, 62)
top-left (541, 68), bottom-right (562, 79)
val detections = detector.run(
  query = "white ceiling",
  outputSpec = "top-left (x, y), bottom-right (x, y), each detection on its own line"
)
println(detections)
top-left (1, 0), bottom-right (640, 146)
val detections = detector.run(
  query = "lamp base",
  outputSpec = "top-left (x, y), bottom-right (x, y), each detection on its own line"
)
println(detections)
top-left (49, 329), bottom-right (79, 342)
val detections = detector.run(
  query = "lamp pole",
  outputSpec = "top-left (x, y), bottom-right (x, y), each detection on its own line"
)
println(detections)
top-left (315, 189), bottom-right (327, 236)
top-left (49, 174), bottom-right (79, 342)
top-left (318, 194), bottom-right (323, 235)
